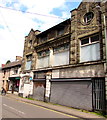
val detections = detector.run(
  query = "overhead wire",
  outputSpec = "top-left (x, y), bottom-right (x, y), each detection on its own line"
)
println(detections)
top-left (0, 8), bottom-right (11, 32)
top-left (0, 7), bottom-right (17, 41)
top-left (0, 5), bottom-right (65, 20)
top-left (0, 5), bottom-right (69, 41)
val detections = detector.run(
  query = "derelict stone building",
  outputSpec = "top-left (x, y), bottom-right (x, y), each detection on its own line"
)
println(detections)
top-left (20, 1), bottom-right (107, 112)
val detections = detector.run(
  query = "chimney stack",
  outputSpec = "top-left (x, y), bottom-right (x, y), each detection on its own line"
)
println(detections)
top-left (16, 56), bottom-right (22, 61)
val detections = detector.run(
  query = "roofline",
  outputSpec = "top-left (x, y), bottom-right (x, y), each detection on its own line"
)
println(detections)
top-left (36, 18), bottom-right (71, 37)
top-left (2, 61), bottom-right (22, 69)
top-left (70, 8), bottom-right (77, 13)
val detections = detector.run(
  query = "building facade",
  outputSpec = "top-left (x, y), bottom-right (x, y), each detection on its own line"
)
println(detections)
top-left (2, 57), bottom-right (22, 93)
top-left (19, 29), bottom-right (40, 97)
top-left (20, 1), bottom-right (107, 113)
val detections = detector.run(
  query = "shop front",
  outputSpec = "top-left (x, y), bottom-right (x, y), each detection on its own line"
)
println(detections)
top-left (19, 73), bottom-right (33, 97)
top-left (9, 76), bottom-right (20, 93)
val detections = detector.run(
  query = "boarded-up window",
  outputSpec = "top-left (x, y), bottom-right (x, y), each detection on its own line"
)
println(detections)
top-left (34, 72), bottom-right (46, 79)
top-left (25, 54), bottom-right (32, 70)
top-left (53, 44), bottom-right (69, 66)
top-left (53, 51), bottom-right (69, 66)
top-left (36, 50), bottom-right (49, 68)
top-left (25, 61), bottom-right (32, 70)
top-left (36, 56), bottom-right (49, 68)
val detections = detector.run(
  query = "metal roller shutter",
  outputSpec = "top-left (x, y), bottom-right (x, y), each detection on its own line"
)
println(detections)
top-left (50, 80), bottom-right (92, 110)
top-left (33, 79), bottom-right (45, 101)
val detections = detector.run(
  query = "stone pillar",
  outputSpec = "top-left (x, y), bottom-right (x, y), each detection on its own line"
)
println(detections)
top-left (32, 51), bottom-right (37, 70)
top-left (104, 4), bottom-right (107, 113)
top-left (49, 48), bottom-right (53, 67)
top-left (101, 2), bottom-right (107, 113)
top-left (45, 74), bottom-right (51, 102)
top-left (70, 9), bottom-right (79, 64)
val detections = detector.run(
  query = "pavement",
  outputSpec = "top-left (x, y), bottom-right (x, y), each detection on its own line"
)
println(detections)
top-left (5, 93), bottom-right (107, 120)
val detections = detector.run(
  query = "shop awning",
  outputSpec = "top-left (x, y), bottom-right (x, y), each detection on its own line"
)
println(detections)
top-left (9, 76), bottom-right (20, 80)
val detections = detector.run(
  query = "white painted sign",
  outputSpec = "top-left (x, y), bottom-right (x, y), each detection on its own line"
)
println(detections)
top-left (23, 84), bottom-right (30, 97)
top-left (45, 79), bottom-right (51, 97)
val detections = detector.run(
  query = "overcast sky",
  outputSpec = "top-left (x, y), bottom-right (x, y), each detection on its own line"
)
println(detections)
top-left (0, 0), bottom-right (82, 67)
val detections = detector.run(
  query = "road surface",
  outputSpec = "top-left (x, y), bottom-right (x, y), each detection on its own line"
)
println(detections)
top-left (1, 96), bottom-right (80, 119)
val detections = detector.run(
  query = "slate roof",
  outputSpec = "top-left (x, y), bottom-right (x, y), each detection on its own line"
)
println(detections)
top-left (2, 60), bottom-right (22, 69)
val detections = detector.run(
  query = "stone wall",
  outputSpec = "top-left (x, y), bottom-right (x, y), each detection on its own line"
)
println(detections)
top-left (70, 2), bottom-right (104, 65)
top-left (52, 63), bottom-right (104, 78)
top-left (60, 64), bottom-right (104, 78)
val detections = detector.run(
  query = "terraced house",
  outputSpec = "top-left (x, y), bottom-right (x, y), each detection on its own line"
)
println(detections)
top-left (2, 56), bottom-right (22, 93)
top-left (20, 1), bottom-right (107, 113)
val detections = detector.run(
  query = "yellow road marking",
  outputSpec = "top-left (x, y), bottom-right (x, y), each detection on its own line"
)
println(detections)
top-left (6, 96), bottom-right (83, 119)
top-left (20, 100), bottom-right (83, 119)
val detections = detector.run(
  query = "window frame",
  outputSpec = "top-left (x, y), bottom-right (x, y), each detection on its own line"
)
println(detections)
top-left (14, 68), bottom-right (18, 74)
top-left (53, 44), bottom-right (69, 54)
top-left (80, 34), bottom-right (100, 62)
top-left (25, 54), bottom-right (32, 70)
top-left (57, 27), bottom-right (64, 36)
top-left (37, 50), bottom-right (49, 58)
top-left (84, 12), bottom-right (94, 24)
top-left (80, 34), bottom-right (99, 47)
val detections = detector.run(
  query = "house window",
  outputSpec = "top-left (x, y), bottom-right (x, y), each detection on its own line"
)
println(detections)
top-left (57, 27), bottom-right (64, 36)
top-left (84, 12), bottom-right (94, 23)
top-left (41, 36), bottom-right (47, 42)
top-left (81, 38), bottom-right (89, 45)
top-left (3, 70), bottom-right (6, 78)
top-left (29, 40), bottom-right (32, 45)
top-left (36, 50), bottom-right (49, 68)
top-left (38, 50), bottom-right (49, 58)
top-left (80, 34), bottom-right (100, 62)
top-left (4, 70), bottom-right (6, 75)
top-left (28, 40), bottom-right (32, 48)
top-left (25, 54), bottom-right (32, 70)
top-left (14, 69), bottom-right (18, 74)
top-left (53, 44), bottom-right (69, 53)
top-left (39, 34), bottom-right (47, 44)
top-left (53, 44), bottom-right (69, 66)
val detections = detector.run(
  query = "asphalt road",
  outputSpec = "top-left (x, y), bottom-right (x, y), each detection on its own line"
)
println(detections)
top-left (2, 96), bottom-right (80, 119)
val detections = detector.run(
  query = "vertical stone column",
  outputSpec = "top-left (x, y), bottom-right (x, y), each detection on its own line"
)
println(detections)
top-left (49, 48), bottom-right (53, 67)
top-left (18, 76), bottom-right (23, 96)
top-left (45, 74), bottom-right (51, 102)
top-left (103, 3), bottom-right (107, 113)
top-left (29, 72), bottom-right (34, 97)
top-left (70, 9), bottom-right (79, 64)
top-left (32, 51), bottom-right (37, 70)
top-left (99, 2), bottom-right (107, 113)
